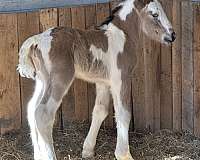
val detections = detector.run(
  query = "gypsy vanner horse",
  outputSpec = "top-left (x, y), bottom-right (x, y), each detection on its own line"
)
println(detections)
top-left (17, 0), bottom-right (176, 159)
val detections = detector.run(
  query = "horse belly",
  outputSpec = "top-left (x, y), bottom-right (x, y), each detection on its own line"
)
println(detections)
top-left (74, 59), bottom-right (110, 84)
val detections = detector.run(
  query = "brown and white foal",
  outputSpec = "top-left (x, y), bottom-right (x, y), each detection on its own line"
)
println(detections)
top-left (17, 0), bottom-right (175, 159)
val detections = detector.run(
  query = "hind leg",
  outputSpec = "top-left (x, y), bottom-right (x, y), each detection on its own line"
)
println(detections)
top-left (82, 83), bottom-right (110, 158)
top-left (27, 78), bottom-right (45, 160)
top-left (34, 93), bottom-right (60, 160)
top-left (28, 74), bottom-right (74, 160)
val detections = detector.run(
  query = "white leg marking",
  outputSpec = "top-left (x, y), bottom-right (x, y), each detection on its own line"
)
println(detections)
top-left (111, 82), bottom-right (134, 160)
top-left (82, 84), bottom-right (110, 158)
top-left (28, 78), bottom-right (62, 160)
top-left (18, 28), bottom-right (54, 79)
top-left (35, 97), bottom-right (59, 160)
top-left (27, 79), bottom-right (44, 159)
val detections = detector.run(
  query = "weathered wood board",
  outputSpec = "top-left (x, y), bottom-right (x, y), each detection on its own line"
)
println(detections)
top-left (172, 0), bottom-right (182, 132)
top-left (0, 14), bottom-right (21, 134)
top-left (193, 3), bottom-right (200, 137)
top-left (181, 1), bottom-right (194, 132)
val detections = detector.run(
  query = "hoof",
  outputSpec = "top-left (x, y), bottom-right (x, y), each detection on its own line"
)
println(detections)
top-left (82, 149), bottom-right (94, 158)
top-left (115, 152), bottom-right (134, 160)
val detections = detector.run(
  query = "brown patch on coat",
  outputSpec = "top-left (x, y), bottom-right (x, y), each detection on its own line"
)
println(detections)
top-left (49, 27), bottom-right (75, 101)
top-left (73, 29), bottom-right (109, 81)
top-left (49, 27), bottom-right (109, 100)
top-left (76, 29), bottom-right (108, 53)
top-left (117, 34), bottom-right (137, 112)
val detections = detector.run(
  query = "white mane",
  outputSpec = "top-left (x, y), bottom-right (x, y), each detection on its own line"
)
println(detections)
top-left (118, 0), bottom-right (135, 21)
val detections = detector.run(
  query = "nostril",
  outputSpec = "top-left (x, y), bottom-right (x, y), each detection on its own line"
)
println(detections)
top-left (171, 31), bottom-right (176, 41)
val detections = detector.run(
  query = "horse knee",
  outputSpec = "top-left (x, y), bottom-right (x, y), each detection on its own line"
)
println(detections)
top-left (93, 104), bottom-right (109, 122)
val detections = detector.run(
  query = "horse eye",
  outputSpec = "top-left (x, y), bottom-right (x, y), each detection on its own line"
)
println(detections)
top-left (152, 13), bottom-right (159, 18)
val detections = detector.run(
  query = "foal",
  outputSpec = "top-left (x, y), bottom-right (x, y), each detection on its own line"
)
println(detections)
top-left (17, 0), bottom-right (175, 159)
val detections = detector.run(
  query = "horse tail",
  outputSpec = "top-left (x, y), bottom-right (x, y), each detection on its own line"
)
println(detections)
top-left (17, 36), bottom-right (41, 80)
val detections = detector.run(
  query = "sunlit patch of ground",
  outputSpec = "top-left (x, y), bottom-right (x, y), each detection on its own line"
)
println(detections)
top-left (1, 122), bottom-right (200, 160)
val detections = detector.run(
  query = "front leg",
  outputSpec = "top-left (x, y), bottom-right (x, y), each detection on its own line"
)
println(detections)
top-left (82, 83), bottom-right (110, 158)
top-left (111, 78), bottom-right (134, 160)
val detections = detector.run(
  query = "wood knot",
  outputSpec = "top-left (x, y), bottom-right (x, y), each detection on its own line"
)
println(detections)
top-left (0, 89), bottom-right (6, 98)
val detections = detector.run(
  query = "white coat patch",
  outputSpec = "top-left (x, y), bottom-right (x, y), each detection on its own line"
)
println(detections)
top-left (17, 28), bottom-right (54, 79)
top-left (118, 0), bottom-right (135, 21)
top-left (89, 23), bottom-right (126, 80)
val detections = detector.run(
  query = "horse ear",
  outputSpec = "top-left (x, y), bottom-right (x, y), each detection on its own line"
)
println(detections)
top-left (143, 0), bottom-right (154, 4)
top-left (134, 0), bottom-right (153, 10)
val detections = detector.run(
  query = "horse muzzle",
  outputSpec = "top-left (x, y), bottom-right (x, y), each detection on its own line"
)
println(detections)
top-left (164, 31), bottom-right (176, 44)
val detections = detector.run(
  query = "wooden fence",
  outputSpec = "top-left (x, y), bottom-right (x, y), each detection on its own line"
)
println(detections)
top-left (0, 0), bottom-right (200, 136)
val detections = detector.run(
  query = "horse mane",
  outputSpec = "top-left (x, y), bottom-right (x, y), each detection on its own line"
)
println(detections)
top-left (99, 5), bottom-right (122, 27)
top-left (97, 0), bottom-right (128, 29)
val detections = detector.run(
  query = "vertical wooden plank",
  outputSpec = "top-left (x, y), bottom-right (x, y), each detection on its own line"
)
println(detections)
top-left (132, 32), bottom-right (145, 130)
top-left (96, 2), bottom-right (114, 128)
top-left (96, 3), bottom-right (110, 26)
top-left (39, 8), bottom-right (58, 31)
top-left (59, 8), bottom-right (72, 28)
top-left (172, 0), bottom-right (182, 131)
top-left (181, 1), bottom-right (194, 132)
top-left (85, 5), bottom-right (97, 123)
top-left (0, 14), bottom-right (21, 134)
top-left (144, 37), bottom-right (161, 132)
top-left (160, 0), bottom-right (173, 130)
top-left (17, 11), bottom-right (40, 127)
top-left (85, 5), bottom-right (96, 30)
top-left (152, 41), bottom-right (161, 132)
top-left (71, 7), bottom-right (89, 121)
top-left (59, 8), bottom-right (76, 125)
top-left (193, 3), bottom-right (200, 137)
top-left (39, 8), bottom-right (62, 127)
top-left (144, 39), bottom-right (154, 131)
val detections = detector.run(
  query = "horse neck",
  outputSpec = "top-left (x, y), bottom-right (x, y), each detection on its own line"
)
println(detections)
top-left (112, 9), bottom-right (141, 47)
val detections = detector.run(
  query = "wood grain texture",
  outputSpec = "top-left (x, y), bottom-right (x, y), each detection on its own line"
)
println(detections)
top-left (152, 41), bottom-right (161, 132)
top-left (59, 8), bottom-right (72, 28)
top-left (132, 24), bottom-right (146, 130)
top-left (181, 1), bottom-right (194, 132)
top-left (39, 8), bottom-right (58, 31)
top-left (193, 4), bottom-right (200, 137)
top-left (0, 14), bottom-right (21, 134)
top-left (144, 37), bottom-right (161, 132)
top-left (71, 6), bottom-right (89, 121)
top-left (143, 38), bottom-right (153, 131)
top-left (17, 11), bottom-right (40, 127)
top-left (172, 0), bottom-right (182, 131)
top-left (58, 8), bottom-right (76, 125)
top-left (160, 0), bottom-right (173, 130)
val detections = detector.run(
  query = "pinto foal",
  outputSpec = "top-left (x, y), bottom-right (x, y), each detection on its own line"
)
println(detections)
top-left (18, 0), bottom-right (175, 159)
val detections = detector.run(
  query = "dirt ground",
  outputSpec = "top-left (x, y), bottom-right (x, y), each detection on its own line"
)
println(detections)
top-left (1, 122), bottom-right (200, 160)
